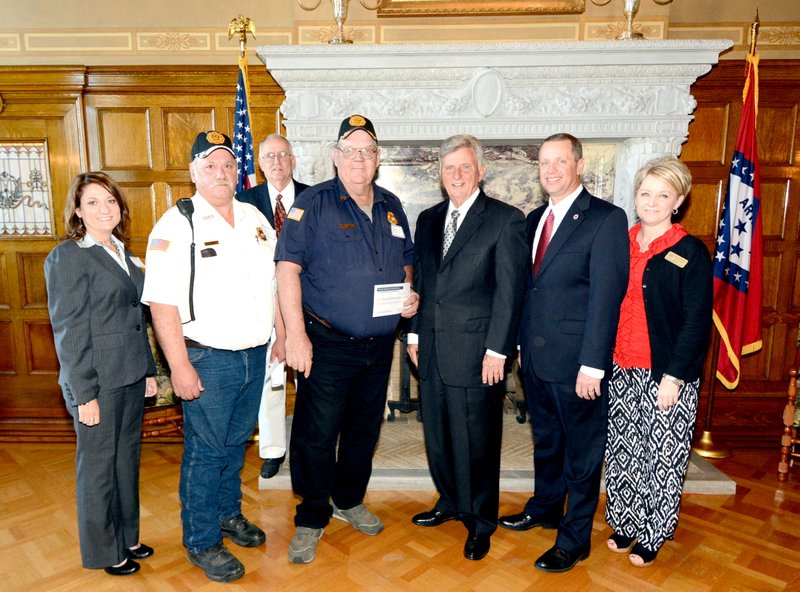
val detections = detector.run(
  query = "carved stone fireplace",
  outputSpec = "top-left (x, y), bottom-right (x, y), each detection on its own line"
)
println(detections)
top-left (254, 40), bottom-right (733, 417)
top-left (257, 40), bottom-right (732, 223)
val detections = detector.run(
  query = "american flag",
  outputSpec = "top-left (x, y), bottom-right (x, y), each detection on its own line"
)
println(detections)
top-left (712, 49), bottom-right (763, 389)
top-left (233, 55), bottom-right (256, 193)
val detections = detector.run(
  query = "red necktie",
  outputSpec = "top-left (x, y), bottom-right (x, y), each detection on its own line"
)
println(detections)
top-left (274, 194), bottom-right (287, 237)
top-left (533, 210), bottom-right (554, 277)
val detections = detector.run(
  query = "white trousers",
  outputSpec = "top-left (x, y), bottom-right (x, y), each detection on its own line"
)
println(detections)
top-left (258, 337), bottom-right (287, 459)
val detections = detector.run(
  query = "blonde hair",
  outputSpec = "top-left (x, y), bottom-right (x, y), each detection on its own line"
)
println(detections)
top-left (634, 156), bottom-right (692, 198)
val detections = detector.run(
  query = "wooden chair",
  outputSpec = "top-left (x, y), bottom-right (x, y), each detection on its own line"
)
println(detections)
top-left (778, 367), bottom-right (800, 481)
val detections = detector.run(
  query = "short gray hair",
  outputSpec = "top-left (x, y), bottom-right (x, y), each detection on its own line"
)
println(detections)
top-left (439, 134), bottom-right (484, 169)
top-left (258, 133), bottom-right (291, 157)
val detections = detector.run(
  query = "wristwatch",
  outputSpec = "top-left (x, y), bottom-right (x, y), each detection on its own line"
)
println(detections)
top-left (662, 374), bottom-right (685, 388)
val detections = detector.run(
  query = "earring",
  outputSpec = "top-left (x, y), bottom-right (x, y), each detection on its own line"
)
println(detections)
top-left (672, 207), bottom-right (679, 215)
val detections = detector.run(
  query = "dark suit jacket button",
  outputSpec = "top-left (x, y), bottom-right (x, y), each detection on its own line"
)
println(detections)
top-left (135, 324), bottom-right (141, 331)
top-left (534, 336), bottom-right (545, 347)
top-left (132, 301), bottom-right (140, 307)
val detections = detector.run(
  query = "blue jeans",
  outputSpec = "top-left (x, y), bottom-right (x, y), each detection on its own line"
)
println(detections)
top-left (180, 344), bottom-right (266, 553)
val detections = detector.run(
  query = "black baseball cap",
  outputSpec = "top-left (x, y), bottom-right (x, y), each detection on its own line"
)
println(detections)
top-left (191, 131), bottom-right (235, 159)
top-left (338, 115), bottom-right (377, 142)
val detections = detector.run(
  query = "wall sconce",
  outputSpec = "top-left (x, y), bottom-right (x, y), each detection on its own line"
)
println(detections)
top-left (591, 0), bottom-right (674, 40)
top-left (298, 0), bottom-right (381, 44)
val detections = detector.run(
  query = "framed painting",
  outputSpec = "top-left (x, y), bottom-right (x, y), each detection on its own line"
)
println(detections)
top-left (378, 0), bottom-right (586, 17)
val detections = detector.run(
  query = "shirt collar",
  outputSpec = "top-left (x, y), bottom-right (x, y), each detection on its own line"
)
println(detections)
top-left (268, 181), bottom-right (294, 200)
top-left (446, 188), bottom-right (480, 218)
top-left (77, 232), bottom-right (123, 251)
top-left (546, 185), bottom-right (584, 224)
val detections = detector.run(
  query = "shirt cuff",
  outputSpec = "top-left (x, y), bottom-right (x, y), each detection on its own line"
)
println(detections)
top-left (407, 333), bottom-right (419, 345)
top-left (486, 349), bottom-right (506, 359)
top-left (580, 365), bottom-right (605, 379)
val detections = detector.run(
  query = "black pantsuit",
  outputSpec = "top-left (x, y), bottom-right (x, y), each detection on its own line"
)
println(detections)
top-left (73, 378), bottom-right (146, 568)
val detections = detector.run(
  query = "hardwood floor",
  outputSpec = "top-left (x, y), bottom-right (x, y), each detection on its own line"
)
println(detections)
top-left (1, 443), bottom-right (798, 591)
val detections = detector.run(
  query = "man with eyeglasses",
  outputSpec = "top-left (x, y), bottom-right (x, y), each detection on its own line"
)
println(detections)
top-left (238, 133), bottom-right (309, 480)
top-left (275, 114), bottom-right (418, 564)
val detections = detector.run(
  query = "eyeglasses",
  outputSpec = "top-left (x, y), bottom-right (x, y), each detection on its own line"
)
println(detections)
top-left (336, 145), bottom-right (378, 160)
top-left (260, 151), bottom-right (292, 161)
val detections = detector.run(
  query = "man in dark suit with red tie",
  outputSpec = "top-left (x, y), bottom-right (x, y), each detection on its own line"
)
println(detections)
top-left (499, 133), bottom-right (629, 572)
top-left (407, 134), bottom-right (528, 561)
top-left (238, 133), bottom-right (309, 479)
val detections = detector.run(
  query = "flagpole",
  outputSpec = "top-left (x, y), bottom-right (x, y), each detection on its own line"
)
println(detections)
top-left (692, 331), bottom-right (731, 458)
top-left (693, 10), bottom-right (761, 460)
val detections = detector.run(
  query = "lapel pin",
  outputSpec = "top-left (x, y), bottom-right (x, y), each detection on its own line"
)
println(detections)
top-left (573, 213), bottom-right (579, 220)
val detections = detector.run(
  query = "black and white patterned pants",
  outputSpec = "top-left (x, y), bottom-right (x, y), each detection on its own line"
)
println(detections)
top-left (604, 363), bottom-right (699, 552)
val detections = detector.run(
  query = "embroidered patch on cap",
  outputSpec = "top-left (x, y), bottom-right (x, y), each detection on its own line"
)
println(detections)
top-left (206, 131), bottom-right (225, 144)
top-left (349, 115), bottom-right (366, 127)
top-left (287, 207), bottom-right (304, 221)
top-left (149, 238), bottom-right (170, 252)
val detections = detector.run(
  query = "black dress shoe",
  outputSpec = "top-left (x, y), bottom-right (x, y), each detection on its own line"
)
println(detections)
top-left (260, 455), bottom-right (285, 479)
top-left (498, 511), bottom-right (559, 531)
top-left (104, 557), bottom-right (140, 576)
top-left (464, 532), bottom-right (491, 561)
top-left (534, 545), bottom-right (589, 573)
top-left (220, 514), bottom-right (266, 547)
top-left (412, 508), bottom-right (457, 527)
top-left (127, 543), bottom-right (154, 560)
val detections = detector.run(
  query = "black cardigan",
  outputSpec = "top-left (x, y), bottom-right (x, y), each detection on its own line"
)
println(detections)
top-left (640, 234), bottom-right (713, 383)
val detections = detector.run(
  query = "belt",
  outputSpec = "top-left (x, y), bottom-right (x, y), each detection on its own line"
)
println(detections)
top-left (303, 308), bottom-right (378, 342)
top-left (184, 337), bottom-right (210, 349)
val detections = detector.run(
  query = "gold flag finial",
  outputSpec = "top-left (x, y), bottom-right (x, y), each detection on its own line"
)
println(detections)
top-left (228, 15), bottom-right (256, 58)
top-left (749, 9), bottom-right (760, 55)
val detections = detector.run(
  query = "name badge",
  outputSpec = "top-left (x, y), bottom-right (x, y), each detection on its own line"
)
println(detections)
top-left (390, 224), bottom-right (405, 239)
top-left (665, 251), bottom-right (688, 268)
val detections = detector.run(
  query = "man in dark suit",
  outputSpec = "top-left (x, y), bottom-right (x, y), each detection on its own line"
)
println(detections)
top-left (499, 133), bottom-right (629, 572)
top-left (238, 133), bottom-right (309, 479)
top-left (407, 134), bottom-right (528, 561)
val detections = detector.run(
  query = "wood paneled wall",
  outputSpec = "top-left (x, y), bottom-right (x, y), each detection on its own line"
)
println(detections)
top-left (0, 66), bottom-right (284, 439)
top-left (683, 60), bottom-right (800, 447)
top-left (1, 61), bottom-right (798, 447)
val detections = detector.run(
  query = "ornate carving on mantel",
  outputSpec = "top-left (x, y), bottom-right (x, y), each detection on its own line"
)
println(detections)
top-left (257, 39), bottom-right (732, 212)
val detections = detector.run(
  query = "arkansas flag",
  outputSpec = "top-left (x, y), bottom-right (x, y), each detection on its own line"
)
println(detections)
top-left (712, 50), bottom-right (763, 389)
top-left (233, 54), bottom-right (256, 193)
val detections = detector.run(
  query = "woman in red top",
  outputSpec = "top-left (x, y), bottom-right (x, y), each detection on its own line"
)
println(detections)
top-left (604, 157), bottom-right (712, 567)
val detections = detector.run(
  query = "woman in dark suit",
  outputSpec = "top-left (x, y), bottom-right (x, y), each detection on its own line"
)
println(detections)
top-left (45, 172), bottom-right (157, 576)
top-left (604, 157), bottom-right (713, 567)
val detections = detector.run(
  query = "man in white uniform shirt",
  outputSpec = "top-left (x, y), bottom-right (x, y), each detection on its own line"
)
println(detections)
top-left (142, 131), bottom-right (278, 583)
top-left (238, 133), bottom-right (309, 479)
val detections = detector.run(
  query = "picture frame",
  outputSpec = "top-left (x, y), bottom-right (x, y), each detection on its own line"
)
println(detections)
top-left (378, 0), bottom-right (586, 17)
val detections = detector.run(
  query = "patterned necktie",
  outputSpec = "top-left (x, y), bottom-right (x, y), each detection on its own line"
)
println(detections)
top-left (533, 210), bottom-right (554, 277)
top-left (442, 210), bottom-right (460, 256)
top-left (274, 193), bottom-right (287, 237)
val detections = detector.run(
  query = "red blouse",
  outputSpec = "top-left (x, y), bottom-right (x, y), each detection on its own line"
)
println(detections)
top-left (613, 223), bottom-right (688, 369)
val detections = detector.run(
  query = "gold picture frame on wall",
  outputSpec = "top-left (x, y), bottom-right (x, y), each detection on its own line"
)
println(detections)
top-left (378, 0), bottom-right (586, 17)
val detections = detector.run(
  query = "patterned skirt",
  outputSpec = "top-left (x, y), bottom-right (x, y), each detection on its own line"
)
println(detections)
top-left (604, 363), bottom-right (699, 552)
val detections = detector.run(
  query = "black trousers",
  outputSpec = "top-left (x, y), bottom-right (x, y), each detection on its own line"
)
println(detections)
top-left (420, 346), bottom-right (504, 536)
top-left (290, 316), bottom-right (395, 529)
top-left (73, 377), bottom-right (146, 568)
top-left (522, 367), bottom-right (608, 553)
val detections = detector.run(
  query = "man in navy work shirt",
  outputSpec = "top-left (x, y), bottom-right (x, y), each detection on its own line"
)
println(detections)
top-left (275, 114), bottom-right (419, 565)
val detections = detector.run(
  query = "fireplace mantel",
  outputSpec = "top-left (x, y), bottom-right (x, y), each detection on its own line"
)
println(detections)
top-left (257, 40), bottom-right (732, 218)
